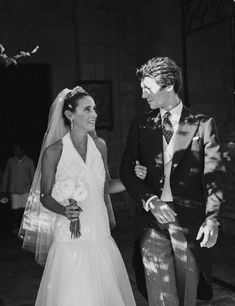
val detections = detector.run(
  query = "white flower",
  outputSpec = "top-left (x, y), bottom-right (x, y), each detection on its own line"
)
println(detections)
top-left (52, 187), bottom-right (65, 202)
top-left (52, 179), bottom-right (75, 202)
top-left (60, 179), bottom-right (76, 198)
top-left (72, 186), bottom-right (88, 202)
top-left (52, 179), bottom-right (87, 203)
top-left (71, 179), bottom-right (88, 202)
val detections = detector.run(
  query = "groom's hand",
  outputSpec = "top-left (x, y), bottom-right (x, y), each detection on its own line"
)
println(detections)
top-left (196, 219), bottom-right (219, 248)
top-left (149, 198), bottom-right (177, 224)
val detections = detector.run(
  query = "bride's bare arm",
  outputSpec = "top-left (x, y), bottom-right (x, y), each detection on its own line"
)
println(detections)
top-left (92, 136), bottom-right (147, 194)
top-left (40, 141), bottom-right (65, 215)
top-left (92, 136), bottom-right (125, 194)
top-left (108, 179), bottom-right (125, 194)
top-left (40, 141), bottom-right (79, 220)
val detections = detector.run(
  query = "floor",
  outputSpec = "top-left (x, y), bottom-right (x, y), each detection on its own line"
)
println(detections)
top-left (0, 201), bottom-right (235, 306)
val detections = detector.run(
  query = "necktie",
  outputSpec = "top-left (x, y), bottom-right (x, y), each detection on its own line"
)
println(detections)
top-left (162, 112), bottom-right (173, 144)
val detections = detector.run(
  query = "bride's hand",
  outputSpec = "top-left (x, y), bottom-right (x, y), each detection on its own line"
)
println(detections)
top-left (134, 160), bottom-right (147, 180)
top-left (65, 201), bottom-right (80, 221)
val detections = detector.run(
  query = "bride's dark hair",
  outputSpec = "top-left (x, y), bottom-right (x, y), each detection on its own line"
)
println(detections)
top-left (62, 87), bottom-right (90, 126)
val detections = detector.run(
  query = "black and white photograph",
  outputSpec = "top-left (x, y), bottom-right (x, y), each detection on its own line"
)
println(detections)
top-left (0, 1), bottom-right (235, 306)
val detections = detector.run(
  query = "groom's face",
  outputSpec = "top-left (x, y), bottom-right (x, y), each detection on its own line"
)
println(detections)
top-left (140, 77), bottom-right (171, 110)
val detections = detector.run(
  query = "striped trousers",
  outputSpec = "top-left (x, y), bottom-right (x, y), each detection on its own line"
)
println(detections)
top-left (140, 218), bottom-right (199, 306)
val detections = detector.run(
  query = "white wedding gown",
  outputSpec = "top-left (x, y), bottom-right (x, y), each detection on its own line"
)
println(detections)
top-left (35, 133), bottom-right (136, 306)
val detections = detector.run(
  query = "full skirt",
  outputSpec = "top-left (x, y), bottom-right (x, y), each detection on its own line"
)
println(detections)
top-left (35, 237), bottom-right (136, 306)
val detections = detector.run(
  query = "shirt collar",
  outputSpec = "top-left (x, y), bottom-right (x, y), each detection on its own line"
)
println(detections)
top-left (160, 101), bottom-right (183, 124)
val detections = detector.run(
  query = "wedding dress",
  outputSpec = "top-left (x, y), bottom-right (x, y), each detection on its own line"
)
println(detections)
top-left (35, 133), bottom-right (136, 306)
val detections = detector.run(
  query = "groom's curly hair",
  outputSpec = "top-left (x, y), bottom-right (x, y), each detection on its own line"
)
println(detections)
top-left (136, 57), bottom-right (182, 94)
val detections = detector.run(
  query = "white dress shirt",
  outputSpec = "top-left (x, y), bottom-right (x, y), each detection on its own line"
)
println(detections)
top-left (144, 102), bottom-right (183, 211)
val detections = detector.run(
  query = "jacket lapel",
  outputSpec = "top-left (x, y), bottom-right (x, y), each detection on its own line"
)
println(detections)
top-left (171, 106), bottom-right (200, 173)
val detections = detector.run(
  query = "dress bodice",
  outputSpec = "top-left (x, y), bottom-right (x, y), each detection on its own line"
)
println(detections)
top-left (52, 133), bottom-right (110, 241)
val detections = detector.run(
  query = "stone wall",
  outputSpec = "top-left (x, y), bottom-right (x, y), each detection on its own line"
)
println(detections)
top-left (0, 0), bottom-right (234, 229)
top-left (0, 0), bottom-right (183, 176)
top-left (183, 3), bottom-right (235, 232)
top-left (185, 19), bottom-right (235, 139)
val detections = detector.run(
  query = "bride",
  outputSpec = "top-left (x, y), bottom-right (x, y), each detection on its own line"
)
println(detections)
top-left (19, 86), bottom-right (139, 306)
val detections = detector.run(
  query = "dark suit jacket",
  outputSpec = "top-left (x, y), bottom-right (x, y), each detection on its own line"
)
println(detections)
top-left (120, 106), bottom-right (226, 300)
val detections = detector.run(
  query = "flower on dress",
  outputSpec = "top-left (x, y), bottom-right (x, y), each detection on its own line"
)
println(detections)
top-left (52, 180), bottom-right (75, 202)
top-left (61, 180), bottom-right (76, 199)
top-left (52, 187), bottom-right (65, 203)
top-left (72, 180), bottom-right (88, 202)
top-left (53, 179), bottom-right (87, 203)
top-left (52, 179), bottom-right (88, 239)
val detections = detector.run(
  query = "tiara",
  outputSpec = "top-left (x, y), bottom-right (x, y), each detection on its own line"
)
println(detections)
top-left (66, 86), bottom-right (87, 99)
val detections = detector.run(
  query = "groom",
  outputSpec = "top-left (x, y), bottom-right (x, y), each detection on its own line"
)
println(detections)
top-left (120, 57), bottom-right (226, 306)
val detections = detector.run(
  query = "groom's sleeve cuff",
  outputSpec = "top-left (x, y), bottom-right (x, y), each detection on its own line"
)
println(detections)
top-left (144, 195), bottom-right (159, 211)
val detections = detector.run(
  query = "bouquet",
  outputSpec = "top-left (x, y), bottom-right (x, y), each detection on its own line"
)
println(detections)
top-left (52, 179), bottom-right (88, 238)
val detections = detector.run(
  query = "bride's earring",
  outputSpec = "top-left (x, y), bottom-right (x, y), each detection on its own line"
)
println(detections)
top-left (70, 118), bottom-right (74, 130)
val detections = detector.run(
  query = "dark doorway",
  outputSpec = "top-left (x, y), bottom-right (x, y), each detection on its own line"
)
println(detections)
top-left (0, 63), bottom-right (52, 170)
